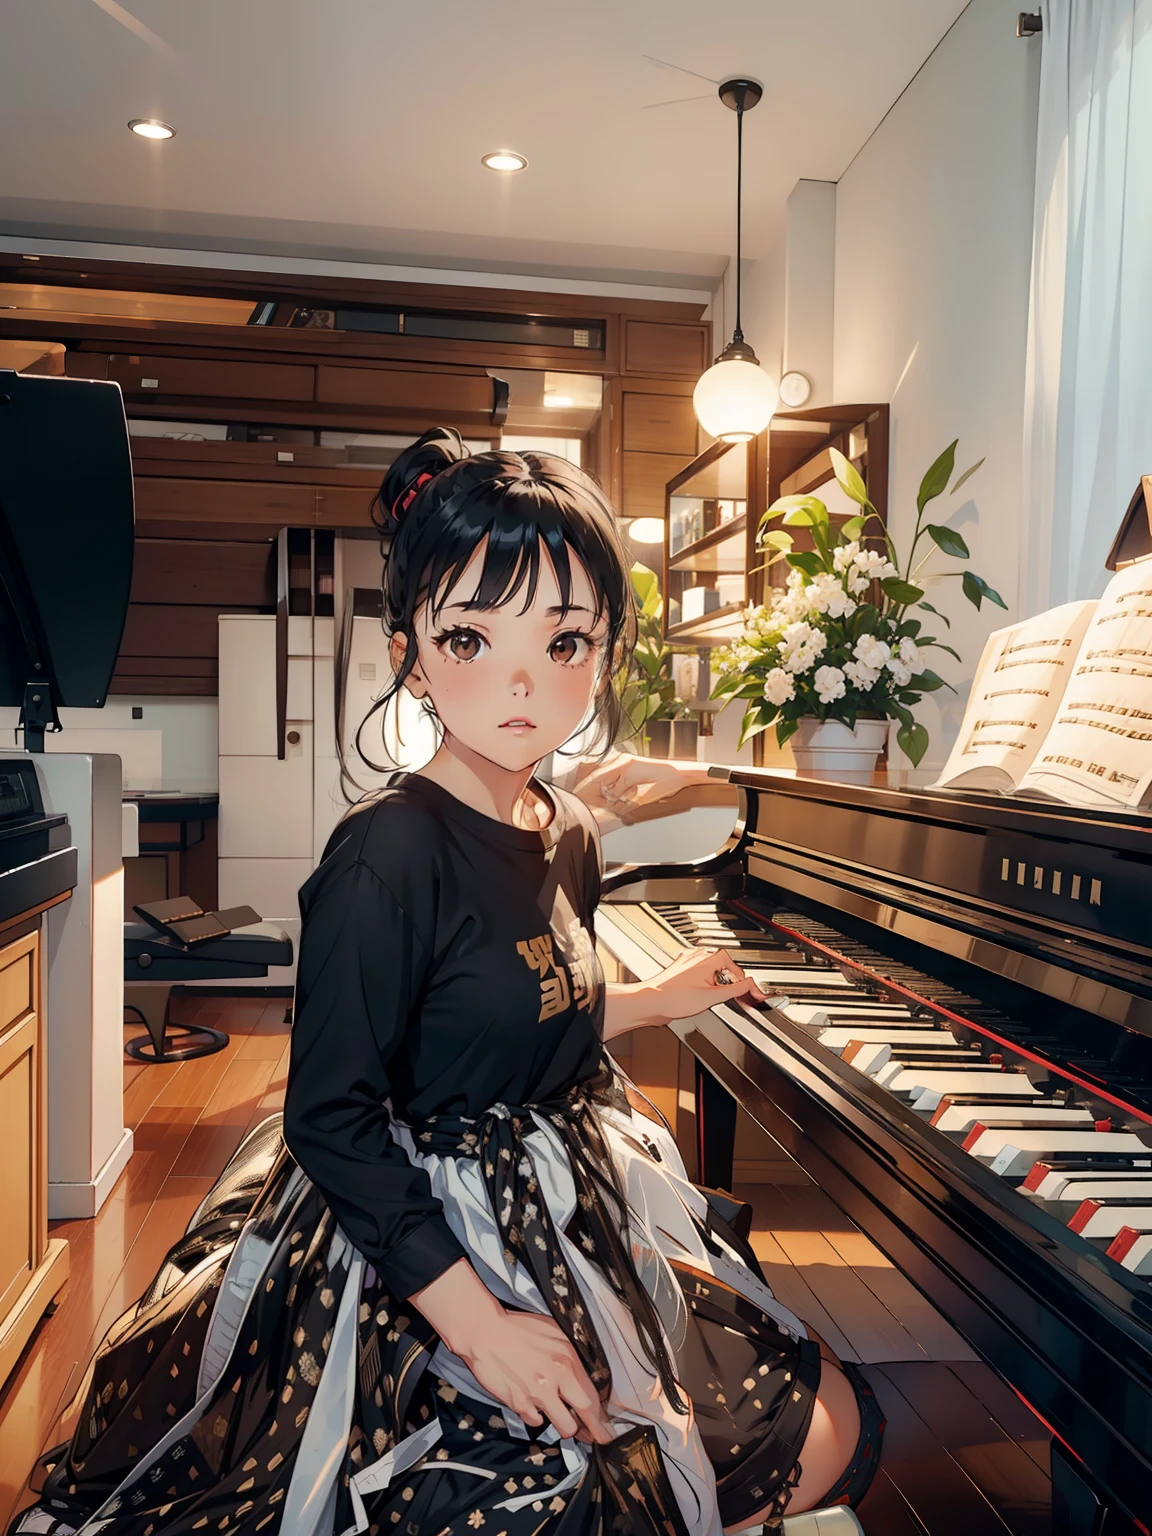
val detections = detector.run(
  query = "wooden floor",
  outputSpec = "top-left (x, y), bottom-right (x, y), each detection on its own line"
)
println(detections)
top-left (0, 997), bottom-right (1053, 1534)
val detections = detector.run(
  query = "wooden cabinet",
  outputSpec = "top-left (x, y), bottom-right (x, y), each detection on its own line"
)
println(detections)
top-left (0, 927), bottom-right (69, 1394)
top-left (622, 393), bottom-right (699, 455)
top-left (106, 354), bottom-right (314, 402)
top-left (622, 320), bottom-right (710, 378)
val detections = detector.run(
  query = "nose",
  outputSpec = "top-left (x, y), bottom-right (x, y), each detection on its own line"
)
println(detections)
top-left (510, 668), bottom-right (533, 698)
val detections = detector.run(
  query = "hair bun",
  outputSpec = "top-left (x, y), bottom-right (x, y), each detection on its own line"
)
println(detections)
top-left (378, 426), bottom-right (470, 531)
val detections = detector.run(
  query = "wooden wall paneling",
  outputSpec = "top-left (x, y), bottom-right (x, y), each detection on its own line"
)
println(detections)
top-left (106, 354), bottom-right (314, 402)
top-left (622, 392), bottom-right (699, 455)
top-left (315, 363), bottom-right (495, 421)
top-left (118, 603), bottom-right (259, 663)
top-left (623, 320), bottom-right (710, 378)
top-left (133, 477), bottom-right (327, 525)
top-left (623, 451), bottom-right (697, 520)
top-left (131, 538), bottom-right (276, 608)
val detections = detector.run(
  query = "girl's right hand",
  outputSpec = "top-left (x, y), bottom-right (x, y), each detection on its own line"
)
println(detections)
top-left (458, 1308), bottom-right (615, 1445)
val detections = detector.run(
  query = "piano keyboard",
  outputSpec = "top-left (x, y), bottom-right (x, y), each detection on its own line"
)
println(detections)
top-left (604, 898), bottom-right (1152, 1279)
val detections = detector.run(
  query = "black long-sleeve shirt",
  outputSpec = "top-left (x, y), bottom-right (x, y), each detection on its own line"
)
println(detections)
top-left (282, 773), bottom-right (605, 1299)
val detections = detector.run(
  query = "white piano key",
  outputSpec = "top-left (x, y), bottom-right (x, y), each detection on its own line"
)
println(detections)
top-left (776, 1003), bottom-right (830, 1029)
top-left (1107, 1230), bottom-right (1152, 1274)
top-left (1032, 1176), bottom-right (1152, 1203)
top-left (843, 1041), bottom-right (892, 1076)
top-left (933, 1102), bottom-right (1094, 1136)
top-left (986, 1132), bottom-right (1149, 1178)
top-left (820, 1027), bottom-right (949, 1051)
top-left (750, 969), bottom-right (854, 988)
top-left (1068, 1202), bottom-right (1152, 1240)
top-left (894, 1071), bottom-right (1038, 1112)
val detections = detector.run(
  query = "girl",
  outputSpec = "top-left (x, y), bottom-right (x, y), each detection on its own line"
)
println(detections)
top-left (12, 431), bottom-right (881, 1536)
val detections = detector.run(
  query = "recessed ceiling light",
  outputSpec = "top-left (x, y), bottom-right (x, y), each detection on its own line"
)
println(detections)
top-left (543, 394), bottom-right (574, 409)
top-left (481, 150), bottom-right (527, 173)
top-left (129, 119), bottom-right (176, 140)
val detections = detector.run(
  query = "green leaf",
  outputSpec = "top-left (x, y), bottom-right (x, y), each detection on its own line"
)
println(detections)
top-left (924, 524), bottom-right (970, 560)
top-left (629, 562), bottom-right (660, 616)
top-left (918, 600), bottom-right (951, 629)
top-left (962, 571), bottom-right (1008, 610)
top-left (896, 720), bottom-right (930, 766)
top-left (785, 551), bottom-right (825, 578)
top-left (759, 529), bottom-right (794, 553)
top-left (885, 701), bottom-right (914, 728)
top-left (924, 640), bottom-right (962, 663)
top-left (909, 669), bottom-right (948, 693)
top-left (829, 446), bottom-right (873, 511)
top-left (841, 515), bottom-right (867, 542)
top-left (771, 496), bottom-right (830, 528)
top-left (881, 577), bottom-right (926, 605)
top-left (950, 457), bottom-right (985, 496)
top-left (775, 716), bottom-right (801, 749)
top-left (917, 441), bottom-right (958, 514)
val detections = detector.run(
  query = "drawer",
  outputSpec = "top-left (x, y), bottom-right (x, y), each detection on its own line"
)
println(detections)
top-left (107, 354), bottom-right (314, 402)
top-left (0, 944), bottom-right (33, 1037)
top-left (622, 321), bottom-right (709, 378)
top-left (622, 394), bottom-right (699, 455)
top-left (315, 366), bottom-right (493, 413)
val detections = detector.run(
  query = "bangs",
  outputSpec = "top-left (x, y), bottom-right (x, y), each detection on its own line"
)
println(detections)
top-left (419, 480), bottom-right (609, 627)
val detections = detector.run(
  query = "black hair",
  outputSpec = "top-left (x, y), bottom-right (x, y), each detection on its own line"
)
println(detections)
top-left (355, 426), bottom-right (636, 773)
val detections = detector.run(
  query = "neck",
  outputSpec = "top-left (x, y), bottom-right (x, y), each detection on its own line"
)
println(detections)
top-left (417, 733), bottom-right (547, 829)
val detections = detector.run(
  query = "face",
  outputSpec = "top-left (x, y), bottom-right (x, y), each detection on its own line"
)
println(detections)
top-left (393, 541), bottom-right (611, 772)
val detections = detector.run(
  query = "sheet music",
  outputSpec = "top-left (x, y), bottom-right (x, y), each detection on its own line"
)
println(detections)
top-left (1018, 559), bottom-right (1152, 808)
top-left (933, 601), bottom-right (1098, 790)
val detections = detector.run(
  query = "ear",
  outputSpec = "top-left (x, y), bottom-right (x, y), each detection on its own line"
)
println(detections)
top-left (391, 632), bottom-right (428, 699)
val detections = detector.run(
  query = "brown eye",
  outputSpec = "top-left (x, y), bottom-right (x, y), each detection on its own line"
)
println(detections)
top-left (549, 632), bottom-right (592, 665)
top-left (439, 629), bottom-right (485, 661)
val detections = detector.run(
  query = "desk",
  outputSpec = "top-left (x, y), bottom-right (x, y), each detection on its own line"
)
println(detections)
top-left (123, 792), bottom-right (219, 915)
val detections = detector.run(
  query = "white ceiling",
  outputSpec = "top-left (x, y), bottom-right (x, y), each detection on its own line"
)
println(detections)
top-left (0, 0), bottom-right (970, 289)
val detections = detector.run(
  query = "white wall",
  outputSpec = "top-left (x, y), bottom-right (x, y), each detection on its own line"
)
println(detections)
top-left (833, 0), bottom-right (1042, 771)
top-left (0, 698), bottom-right (218, 791)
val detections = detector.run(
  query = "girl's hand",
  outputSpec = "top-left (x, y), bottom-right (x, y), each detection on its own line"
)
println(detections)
top-left (578, 755), bottom-right (709, 818)
top-left (457, 1308), bottom-right (615, 1445)
top-left (648, 946), bottom-right (768, 1025)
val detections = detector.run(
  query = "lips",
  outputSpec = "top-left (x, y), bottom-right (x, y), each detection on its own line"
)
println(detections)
top-left (499, 718), bottom-right (536, 729)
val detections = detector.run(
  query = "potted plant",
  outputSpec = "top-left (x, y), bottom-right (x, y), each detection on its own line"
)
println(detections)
top-left (711, 440), bottom-right (1005, 777)
top-left (617, 564), bottom-right (688, 756)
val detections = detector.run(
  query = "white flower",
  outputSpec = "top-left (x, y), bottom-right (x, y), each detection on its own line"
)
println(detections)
top-left (806, 572), bottom-right (857, 620)
top-left (833, 541), bottom-right (860, 573)
top-left (897, 637), bottom-right (923, 670)
top-left (770, 569), bottom-right (812, 624)
top-left (843, 660), bottom-right (881, 691)
top-left (814, 666), bottom-right (847, 704)
top-left (763, 669), bottom-right (795, 706)
top-left (779, 621), bottom-right (826, 675)
top-left (887, 658), bottom-right (913, 687)
top-left (853, 550), bottom-right (898, 582)
top-left (854, 634), bottom-right (891, 670)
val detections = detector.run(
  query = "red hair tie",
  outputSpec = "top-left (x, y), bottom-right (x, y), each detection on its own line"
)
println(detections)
top-left (390, 471), bottom-right (434, 524)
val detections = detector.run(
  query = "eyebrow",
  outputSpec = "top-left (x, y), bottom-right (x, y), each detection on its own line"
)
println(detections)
top-left (441, 601), bottom-right (602, 619)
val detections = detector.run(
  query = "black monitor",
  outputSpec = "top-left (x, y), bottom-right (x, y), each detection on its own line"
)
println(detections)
top-left (0, 370), bottom-right (135, 748)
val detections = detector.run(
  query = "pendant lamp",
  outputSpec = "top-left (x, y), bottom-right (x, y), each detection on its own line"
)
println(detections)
top-left (693, 79), bottom-right (778, 444)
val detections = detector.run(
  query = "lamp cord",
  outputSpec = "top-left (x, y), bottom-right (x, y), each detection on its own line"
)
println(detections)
top-left (733, 90), bottom-right (744, 345)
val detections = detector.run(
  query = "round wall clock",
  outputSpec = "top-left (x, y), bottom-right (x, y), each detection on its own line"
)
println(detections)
top-left (779, 370), bottom-right (812, 408)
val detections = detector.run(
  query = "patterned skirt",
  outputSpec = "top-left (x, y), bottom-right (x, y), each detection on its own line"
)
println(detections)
top-left (13, 1067), bottom-right (865, 1536)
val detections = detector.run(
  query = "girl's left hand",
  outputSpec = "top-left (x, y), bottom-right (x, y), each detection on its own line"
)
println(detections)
top-left (649, 947), bottom-right (769, 1025)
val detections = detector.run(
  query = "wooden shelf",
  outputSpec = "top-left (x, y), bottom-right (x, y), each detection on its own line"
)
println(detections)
top-left (665, 602), bottom-right (747, 646)
top-left (668, 513), bottom-right (747, 571)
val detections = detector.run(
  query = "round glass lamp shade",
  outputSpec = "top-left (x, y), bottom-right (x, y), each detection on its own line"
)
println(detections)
top-left (693, 357), bottom-right (778, 443)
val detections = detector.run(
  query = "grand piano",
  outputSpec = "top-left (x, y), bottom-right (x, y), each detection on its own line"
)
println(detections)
top-left (595, 770), bottom-right (1152, 1536)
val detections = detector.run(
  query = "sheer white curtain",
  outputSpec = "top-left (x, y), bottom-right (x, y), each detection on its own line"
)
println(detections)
top-left (1021, 0), bottom-right (1152, 614)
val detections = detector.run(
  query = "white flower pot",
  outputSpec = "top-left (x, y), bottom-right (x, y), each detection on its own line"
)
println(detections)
top-left (791, 718), bottom-right (888, 784)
